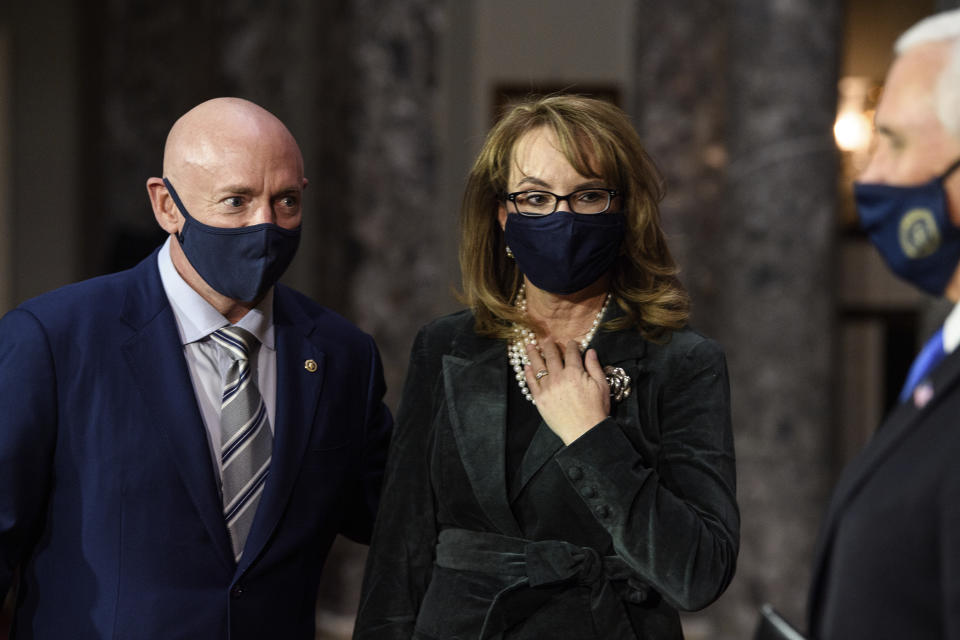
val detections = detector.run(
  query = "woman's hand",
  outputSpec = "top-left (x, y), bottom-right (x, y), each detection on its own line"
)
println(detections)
top-left (524, 340), bottom-right (611, 445)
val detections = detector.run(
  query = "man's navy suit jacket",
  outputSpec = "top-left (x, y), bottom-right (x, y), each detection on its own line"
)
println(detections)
top-left (807, 346), bottom-right (960, 638)
top-left (0, 249), bottom-right (393, 639)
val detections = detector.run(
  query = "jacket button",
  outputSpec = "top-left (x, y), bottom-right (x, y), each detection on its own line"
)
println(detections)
top-left (595, 504), bottom-right (611, 519)
top-left (567, 466), bottom-right (583, 481)
top-left (626, 587), bottom-right (649, 603)
top-left (580, 486), bottom-right (597, 498)
top-left (231, 584), bottom-right (244, 598)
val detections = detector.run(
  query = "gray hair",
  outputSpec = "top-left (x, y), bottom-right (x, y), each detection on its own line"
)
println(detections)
top-left (895, 9), bottom-right (960, 137)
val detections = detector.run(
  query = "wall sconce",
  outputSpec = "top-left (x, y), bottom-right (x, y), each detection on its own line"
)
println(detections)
top-left (835, 76), bottom-right (880, 228)
top-left (834, 76), bottom-right (878, 155)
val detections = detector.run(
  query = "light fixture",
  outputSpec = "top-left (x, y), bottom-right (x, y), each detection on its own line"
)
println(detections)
top-left (834, 76), bottom-right (877, 154)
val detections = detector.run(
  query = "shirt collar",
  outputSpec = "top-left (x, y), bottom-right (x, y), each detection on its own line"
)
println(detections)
top-left (943, 299), bottom-right (960, 355)
top-left (157, 236), bottom-right (275, 350)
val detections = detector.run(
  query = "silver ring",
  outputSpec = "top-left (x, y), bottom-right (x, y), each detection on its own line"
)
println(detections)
top-left (535, 369), bottom-right (549, 381)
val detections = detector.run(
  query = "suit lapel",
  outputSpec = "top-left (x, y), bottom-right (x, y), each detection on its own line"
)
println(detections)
top-left (443, 338), bottom-right (524, 538)
top-left (809, 347), bottom-right (960, 617)
top-left (238, 288), bottom-right (325, 574)
top-left (120, 254), bottom-right (235, 571)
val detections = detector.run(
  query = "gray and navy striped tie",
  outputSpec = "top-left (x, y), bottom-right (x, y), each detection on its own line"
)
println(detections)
top-left (211, 326), bottom-right (272, 562)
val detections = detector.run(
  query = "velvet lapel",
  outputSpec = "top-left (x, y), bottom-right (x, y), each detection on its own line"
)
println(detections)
top-left (809, 347), bottom-right (960, 610)
top-left (443, 335), bottom-right (523, 538)
top-left (237, 287), bottom-right (325, 575)
top-left (507, 323), bottom-right (649, 503)
top-left (119, 253), bottom-right (235, 571)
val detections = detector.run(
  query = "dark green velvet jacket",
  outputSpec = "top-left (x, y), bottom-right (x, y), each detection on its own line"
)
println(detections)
top-left (354, 310), bottom-right (738, 639)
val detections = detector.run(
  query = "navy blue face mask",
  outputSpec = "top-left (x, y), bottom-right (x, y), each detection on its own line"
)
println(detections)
top-left (855, 158), bottom-right (960, 296)
top-left (504, 210), bottom-right (625, 295)
top-left (163, 178), bottom-right (301, 302)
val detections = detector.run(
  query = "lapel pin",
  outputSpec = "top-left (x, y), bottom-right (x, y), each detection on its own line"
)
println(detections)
top-left (304, 359), bottom-right (318, 373)
top-left (913, 380), bottom-right (934, 409)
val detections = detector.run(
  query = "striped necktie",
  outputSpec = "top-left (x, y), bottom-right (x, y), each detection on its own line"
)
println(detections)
top-left (211, 326), bottom-right (272, 561)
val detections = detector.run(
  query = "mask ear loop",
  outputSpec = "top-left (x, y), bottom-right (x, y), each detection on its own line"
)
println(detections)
top-left (939, 156), bottom-right (960, 182)
top-left (162, 177), bottom-right (193, 245)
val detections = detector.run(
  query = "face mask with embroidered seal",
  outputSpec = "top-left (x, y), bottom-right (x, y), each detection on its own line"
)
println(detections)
top-left (855, 157), bottom-right (960, 296)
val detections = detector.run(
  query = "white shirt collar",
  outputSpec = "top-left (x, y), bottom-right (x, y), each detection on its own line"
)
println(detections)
top-left (156, 236), bottom-right (275, 349)
top-left (943, 300), bottom-right (960, 355)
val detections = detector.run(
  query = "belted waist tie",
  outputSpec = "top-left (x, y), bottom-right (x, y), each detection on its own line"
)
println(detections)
top-left (435, 528), bottom-right (648, 639)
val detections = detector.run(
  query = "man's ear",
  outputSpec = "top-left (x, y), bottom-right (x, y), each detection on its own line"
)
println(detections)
top-left (146, 177), bottom-right (180, 234)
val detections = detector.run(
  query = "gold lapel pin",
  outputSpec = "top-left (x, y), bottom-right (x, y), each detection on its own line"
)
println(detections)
top-left (304, 359), bottom-right (318, 372)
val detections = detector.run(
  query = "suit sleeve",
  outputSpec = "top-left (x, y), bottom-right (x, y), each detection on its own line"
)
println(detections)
top-left (353, 328), bottom-right (438, 639)
top-left (554, 337), bottom-right (739, 611)
top-left (0, 309), bottom-right (58, 599)
top-left (339, 334), bottom-right (394, 544)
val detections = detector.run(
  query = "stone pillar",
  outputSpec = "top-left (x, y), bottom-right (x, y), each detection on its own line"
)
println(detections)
top-left (721, 0), bottom-right (842, 633)
top-left (344, 0), bottom-right (451, 408)
top-left (632, 1), bottom-right (728, 340)
top-left (634, 1), bottom-right (842, 636)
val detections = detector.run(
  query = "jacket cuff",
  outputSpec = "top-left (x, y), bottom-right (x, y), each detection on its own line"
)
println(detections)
top-left (553, 418), bottom-right (649, 526)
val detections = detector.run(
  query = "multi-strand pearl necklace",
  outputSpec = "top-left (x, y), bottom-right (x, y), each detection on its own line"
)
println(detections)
top-left (507, 284), bottom-right (611, 404)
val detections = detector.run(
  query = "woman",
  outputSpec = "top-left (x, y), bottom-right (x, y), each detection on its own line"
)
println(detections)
top-left (354, 95), bottom-right (738, 639)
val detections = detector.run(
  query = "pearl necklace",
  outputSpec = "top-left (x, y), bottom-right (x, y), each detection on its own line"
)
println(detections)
top-left (507, 284), bottom-right (611, 404)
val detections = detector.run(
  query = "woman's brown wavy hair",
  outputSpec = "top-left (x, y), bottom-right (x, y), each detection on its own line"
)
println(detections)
top-left (459, 94), bottom-right (689, 340)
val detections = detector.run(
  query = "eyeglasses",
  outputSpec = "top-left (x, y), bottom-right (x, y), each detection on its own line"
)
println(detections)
top-left (505, 188), bottom-right (619, 216)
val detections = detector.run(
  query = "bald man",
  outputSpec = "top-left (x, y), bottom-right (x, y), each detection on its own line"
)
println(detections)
top-left (0, 98), bottom-right (393, 639)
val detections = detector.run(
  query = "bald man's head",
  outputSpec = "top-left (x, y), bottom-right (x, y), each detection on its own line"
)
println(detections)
top-left (146, 97), bottom-right (308, 314)
top-left (162, 97), bottom-right (304, 185)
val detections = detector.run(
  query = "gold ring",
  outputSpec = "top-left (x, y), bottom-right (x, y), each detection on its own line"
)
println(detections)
top-left (535, 369), bottom-right (549, 380)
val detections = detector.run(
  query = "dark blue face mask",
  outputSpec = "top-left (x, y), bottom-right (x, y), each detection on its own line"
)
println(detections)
top-left (855, 157), bottom-right (960, 296)
top-left (504, 210), bottom-right (625, 295)
top-left (163, 178), bottom-right (301, 302)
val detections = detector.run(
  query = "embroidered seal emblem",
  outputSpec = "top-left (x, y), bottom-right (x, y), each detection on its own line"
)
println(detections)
top-left (899, 208), bottom-right (940, 259)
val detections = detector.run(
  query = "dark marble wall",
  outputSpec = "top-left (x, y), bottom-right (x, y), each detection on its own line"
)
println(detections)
top-left (634, 1), bottom-right (842, 636)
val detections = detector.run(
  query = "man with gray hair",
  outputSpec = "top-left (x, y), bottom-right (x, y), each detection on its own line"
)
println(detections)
top-left (807, 8), bottom-right (960, 639)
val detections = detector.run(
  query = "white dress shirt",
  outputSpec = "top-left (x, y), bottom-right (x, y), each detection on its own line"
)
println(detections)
top-left (156, 237), bottom-right (277, 478)
top-left (943, 300), bottom-right (960, 356)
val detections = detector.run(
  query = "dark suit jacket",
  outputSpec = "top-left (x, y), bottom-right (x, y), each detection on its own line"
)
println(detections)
top-left (0, 249), bottom-right (392, 639)
top-left (354, 310), bottom-right (738, 639)
top-left (807, 349), bottom-right (960, 639)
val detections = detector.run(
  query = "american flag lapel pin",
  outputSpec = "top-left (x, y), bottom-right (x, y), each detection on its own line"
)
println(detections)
top-left (913, 379), bottom-right (935, 409)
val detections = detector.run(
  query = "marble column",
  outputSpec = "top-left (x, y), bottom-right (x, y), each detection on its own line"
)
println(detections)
top-left (634, 1), bottom-right (842, 637)
top-left (342, 0), bottom-right (451, 408)
top-left (722, 0), bottom-right (842, 633)
top-left (632, 0), bottom-right (728, 339)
